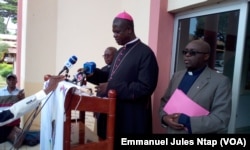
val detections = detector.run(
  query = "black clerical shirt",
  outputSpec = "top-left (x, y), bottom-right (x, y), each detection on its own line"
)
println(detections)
top-left (178, 67), bottom-right (206, 94)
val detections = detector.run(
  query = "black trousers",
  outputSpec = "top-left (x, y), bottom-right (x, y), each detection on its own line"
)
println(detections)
top-left (0, 126), bottom-right (14, 143)
top-left (97, 113), bottom-right (107, 140)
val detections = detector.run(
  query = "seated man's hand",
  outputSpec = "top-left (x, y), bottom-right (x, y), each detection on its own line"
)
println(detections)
top-left (163, 113), bottom-right (185, 130)
top-left (17, 89), bottom-right (25, 100)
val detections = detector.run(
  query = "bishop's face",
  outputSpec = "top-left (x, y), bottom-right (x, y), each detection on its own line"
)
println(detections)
top-left (112, 18), bottom-right (131, 46)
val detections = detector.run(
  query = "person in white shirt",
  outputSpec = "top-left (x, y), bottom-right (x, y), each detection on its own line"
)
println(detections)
top-left (0, 75), bottom-right (65, 126)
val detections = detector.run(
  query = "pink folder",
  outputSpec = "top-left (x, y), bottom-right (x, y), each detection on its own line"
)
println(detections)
top-left (163, 89), bottom-right (209, 117)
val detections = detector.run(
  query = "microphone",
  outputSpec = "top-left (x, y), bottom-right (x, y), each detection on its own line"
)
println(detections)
top-left (58, 55), bottom-right (78, 75)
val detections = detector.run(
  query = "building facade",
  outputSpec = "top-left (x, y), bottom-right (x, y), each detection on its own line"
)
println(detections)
top-left (17, 0), bottom-right (250, 133)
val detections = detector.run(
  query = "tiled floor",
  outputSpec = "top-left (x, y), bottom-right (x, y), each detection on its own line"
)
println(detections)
top-left (0, 112), bottom-right (97, 150)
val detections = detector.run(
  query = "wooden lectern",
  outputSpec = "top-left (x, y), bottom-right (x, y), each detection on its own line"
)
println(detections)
top-left (63, 88), bottom-right (116, 150)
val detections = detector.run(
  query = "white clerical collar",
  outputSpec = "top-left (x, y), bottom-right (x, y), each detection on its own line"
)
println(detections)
top-left (124, 38), bottom-right (139, 47)
top-left (188, 71), bottom-right (193, 76)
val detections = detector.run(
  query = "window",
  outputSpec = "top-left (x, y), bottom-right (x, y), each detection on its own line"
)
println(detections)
top-left (174, 10), bottom-right (239, 82)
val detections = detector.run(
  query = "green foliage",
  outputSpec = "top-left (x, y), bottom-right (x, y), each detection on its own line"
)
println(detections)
top-left (0, 42), bottom-right (9, 52)
top-left (0, 42), bottom-right (9, 59)
top-left (0, 17), bottom-right (7, 33)
top-left (0, 0), bottom-right (17, 22)
top-left (0, 0), bottom-right (17, 33)
top-left (0, 63), bottom-right (13, 78)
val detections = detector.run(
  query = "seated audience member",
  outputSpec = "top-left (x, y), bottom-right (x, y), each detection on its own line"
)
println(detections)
top-left (0, 73), bottom-right (25, 143)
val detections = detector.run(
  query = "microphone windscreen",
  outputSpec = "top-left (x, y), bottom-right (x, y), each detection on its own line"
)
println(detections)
top-left (65, 55), bottom-right (78, 69)
top-left (69, 55), bottom-right (78, 64)
top-left (83, 62), bottom-right (96, 75)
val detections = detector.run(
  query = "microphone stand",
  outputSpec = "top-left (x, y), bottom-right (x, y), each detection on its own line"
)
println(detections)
top-left (64, 69), bottom-right (71, 82)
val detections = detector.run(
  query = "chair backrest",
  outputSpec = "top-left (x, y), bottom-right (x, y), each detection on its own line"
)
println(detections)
top-left (63, 88), bottom-right (116, 150)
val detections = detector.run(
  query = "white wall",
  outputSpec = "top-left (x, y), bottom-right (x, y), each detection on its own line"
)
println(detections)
top-left (55, 0), bottom-right (150, 73)
top-left (22, 0), bottom-right (150, 129)
top-left (23, 0), bottom-right (150, 92)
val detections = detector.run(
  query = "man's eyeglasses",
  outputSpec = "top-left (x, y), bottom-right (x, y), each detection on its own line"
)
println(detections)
top-left (182, 49), bottom-right (208, 56)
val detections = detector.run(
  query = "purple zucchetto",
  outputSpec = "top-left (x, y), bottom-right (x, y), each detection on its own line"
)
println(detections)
top-left (115, 11), bottom-right (133, 21)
